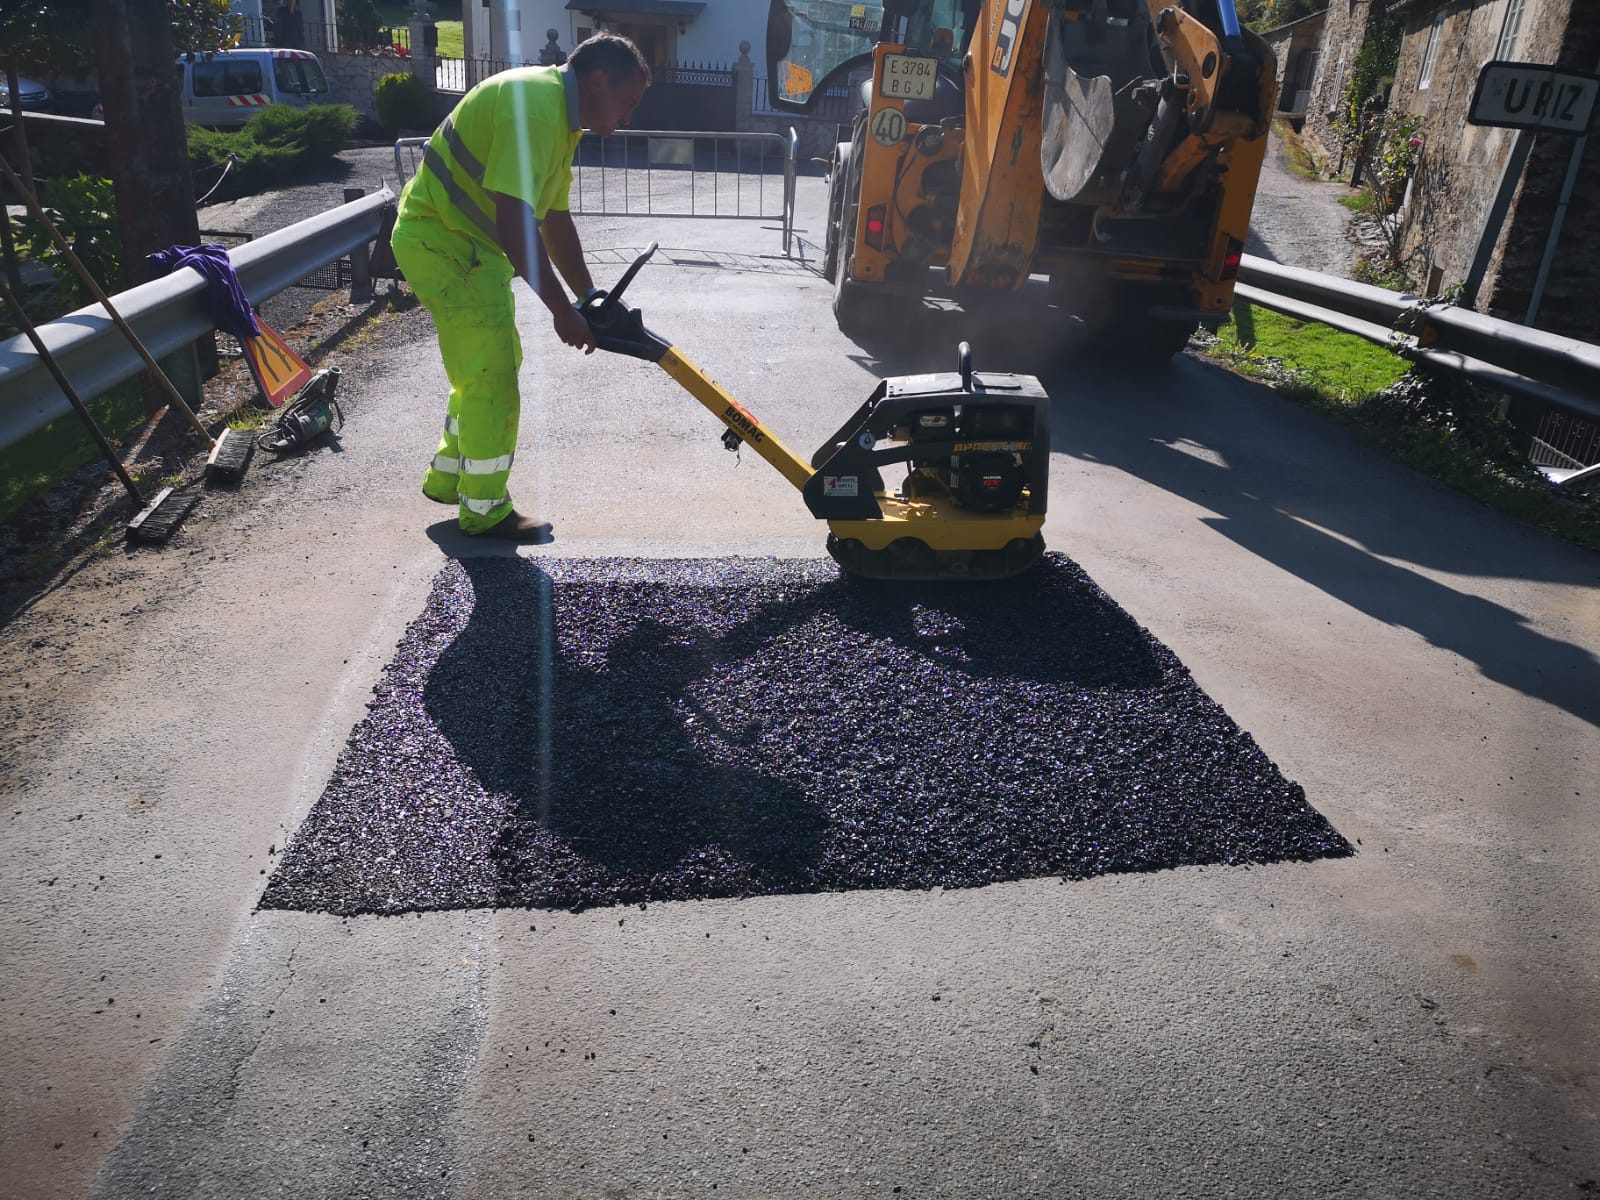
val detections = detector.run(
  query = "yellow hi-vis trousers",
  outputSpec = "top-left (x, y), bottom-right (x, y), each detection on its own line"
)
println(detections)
top-left (390, 217), bottom-right (524, 534)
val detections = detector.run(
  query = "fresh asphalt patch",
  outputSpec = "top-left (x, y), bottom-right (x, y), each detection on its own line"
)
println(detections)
top-left (261, 556), bottom-right (1351, 915)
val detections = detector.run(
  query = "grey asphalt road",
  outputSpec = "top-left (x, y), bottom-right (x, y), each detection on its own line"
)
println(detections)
top-left (2, 182), bottom-right (1598, 1200)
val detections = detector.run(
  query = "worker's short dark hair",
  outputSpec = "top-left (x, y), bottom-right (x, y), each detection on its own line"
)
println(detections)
top-left (569, 33), bottom-right (652, 86)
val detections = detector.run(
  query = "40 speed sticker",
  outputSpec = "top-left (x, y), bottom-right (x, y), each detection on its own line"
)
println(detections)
top-left (871, 106), bottom-right (906, 146)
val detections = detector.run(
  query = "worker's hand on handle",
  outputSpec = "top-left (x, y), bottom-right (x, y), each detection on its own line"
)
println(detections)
top-left (553, 303), bottom-right (596, 354)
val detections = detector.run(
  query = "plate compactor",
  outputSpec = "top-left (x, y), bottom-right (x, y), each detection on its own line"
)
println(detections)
top-left (581, 245), bottom-right (1051, 581)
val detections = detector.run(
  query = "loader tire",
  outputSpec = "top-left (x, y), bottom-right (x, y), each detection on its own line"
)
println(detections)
top-left (1138, 317), bottom-right (1197, 361)
top-left (1093, 314), bottom-right (1196, 364)
top-left (833, 253), bottom-right (876, 334)
top-left (831, 177), bottom-right (877, 335)
top-left (822, 144), bottom-right (851, 283)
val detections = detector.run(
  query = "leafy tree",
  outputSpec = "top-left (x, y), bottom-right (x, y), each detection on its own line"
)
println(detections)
top-left (1243, 0), bottom-right (1323, 32)
top-left (338, 0), bottom-right (382, 48)
top-left (168, 0), bottom-right (243, 57)
top-left (0, 0), bottom-right (238, 81)
top-left (14, 174), bottom-right (122, 307)
top-left (1336, 12), bottom-right (1402, 149)
top-left (0, 1), bottom-right (96, 80)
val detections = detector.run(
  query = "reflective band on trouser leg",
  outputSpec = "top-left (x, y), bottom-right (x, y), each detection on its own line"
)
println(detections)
top-left (436, 316), bottom-right (523, 533)
top-left (422, 409), bottom-right (464, 503)
top-left (390, 218), bottom-right (516, 513)
top-left (461, 452), bottom-right (514, 474)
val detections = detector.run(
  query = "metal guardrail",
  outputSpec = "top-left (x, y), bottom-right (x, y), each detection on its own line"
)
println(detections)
top-left (1235, 255), bottom-right (1600, 485)
top-left (1236, 256), bottom-right (1600, 420)
top-left (0, 188), bottom-right (393, 454)
top-left (394, 127), bottom-right (800, 256)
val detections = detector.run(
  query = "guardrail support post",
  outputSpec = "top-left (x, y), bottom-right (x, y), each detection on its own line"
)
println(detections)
top-left (158, 343), bottom-right (204, 411)
top-left (345, 187), bottom-right (374, 304)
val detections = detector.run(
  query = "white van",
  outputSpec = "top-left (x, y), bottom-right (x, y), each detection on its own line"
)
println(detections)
top-left (176, 48), bottom-right (330, 128)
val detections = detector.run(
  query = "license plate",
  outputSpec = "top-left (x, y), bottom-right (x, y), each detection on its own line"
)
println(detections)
top-left (882, 54), bottom-right (938, 102)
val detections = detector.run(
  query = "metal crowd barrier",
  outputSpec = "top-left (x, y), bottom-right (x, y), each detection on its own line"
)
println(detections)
top-left (0, 188), bottom-right (394, 454)
top-left (394, 127), bottom-right (800, 257)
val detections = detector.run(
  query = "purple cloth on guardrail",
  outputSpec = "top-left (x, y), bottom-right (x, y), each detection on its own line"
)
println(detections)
top-left (146, 243), bottom-right (261, 342)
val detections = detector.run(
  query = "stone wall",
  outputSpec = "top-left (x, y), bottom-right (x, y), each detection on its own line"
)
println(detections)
top-left (319, 50), bottom-right (411, 122)
top-left (1387, 0), bottom-right (1596, 337)
top-left (1388, 0), bottom-right (1518, 296)
top-left (1301, 0), bottom-right (1376, 161)
top-left (12, 113), bottom-right (107, 181)
top-left (1259, 9), bottom-right (1327, 121)
top-left (1481, 0), bottom-right (1598, 336)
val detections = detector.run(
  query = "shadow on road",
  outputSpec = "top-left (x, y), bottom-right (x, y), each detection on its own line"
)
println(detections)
top-left (1048, 354), bottom-right (1600, 727)
top-left (423, 557), bottom-right (829, 902)
top-left (805, 296), bottom-right (1597, 725)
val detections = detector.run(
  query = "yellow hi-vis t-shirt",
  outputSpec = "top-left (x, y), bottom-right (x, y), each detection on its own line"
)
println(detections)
top-left (398, 65), bottom-right (582, 252)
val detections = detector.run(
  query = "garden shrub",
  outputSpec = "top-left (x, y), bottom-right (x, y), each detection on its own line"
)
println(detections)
top-left (188, 103), bottom-right (357, 199)
top-left (13, 174), bottom-right (121, 313)
top-left (338, 0), bottom-right (382, 48)
top-left (375, 71), bottom-right (434, 135)
top-left (247, 102), bottom-right (356, 159)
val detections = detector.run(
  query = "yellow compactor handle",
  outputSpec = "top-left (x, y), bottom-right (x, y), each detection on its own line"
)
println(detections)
top-left (656, 347), bottom-right (815, 493)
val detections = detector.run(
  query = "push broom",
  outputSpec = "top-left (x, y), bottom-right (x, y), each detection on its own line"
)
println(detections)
top-left (0, 280), bottom-right (196, 542)
top-left (0, 153), bottom-right (253, 486)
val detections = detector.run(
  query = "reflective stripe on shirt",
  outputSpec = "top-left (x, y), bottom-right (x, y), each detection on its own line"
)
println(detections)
top-left (421, 143), bottom-right (497, 241)
top-left (439, 117), bottom-right (487, 185)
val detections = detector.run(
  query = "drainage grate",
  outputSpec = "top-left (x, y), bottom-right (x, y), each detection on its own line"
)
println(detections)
top-left (296, 257), bottom-right (353, 291)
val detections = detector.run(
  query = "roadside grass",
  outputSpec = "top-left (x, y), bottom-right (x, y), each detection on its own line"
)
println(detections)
top-left (1339, 188), bottom-right (1376, 213)
top-left (1211, 301), bottom-right (1409, 399)
top-left (436, 20), bottom-right (463, 59)
top-left (227, 407), bottom-right (269, 432)
top-left (0, 383), bottom-right (145, 522)
top-left (370, 0), bottom-right (461, 55)
top-left (1201, 303), bottom-right (1600, 553)
top-left (1272, 118), bottom-right (1320, 179)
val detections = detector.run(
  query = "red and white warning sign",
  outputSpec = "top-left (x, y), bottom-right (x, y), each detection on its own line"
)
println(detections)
top-left (240, 317), bottom-right (313, 408)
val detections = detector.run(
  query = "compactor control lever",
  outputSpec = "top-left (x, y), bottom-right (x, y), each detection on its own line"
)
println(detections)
top-left (578, 242), bottom-right (669, 362)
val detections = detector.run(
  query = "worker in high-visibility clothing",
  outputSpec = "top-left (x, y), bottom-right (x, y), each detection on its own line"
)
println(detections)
top-left (391, 34), bottom-right (650, 540)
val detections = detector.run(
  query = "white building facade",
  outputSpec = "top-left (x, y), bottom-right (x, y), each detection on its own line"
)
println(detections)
top-left (466, 1), bottom-right (760, 69)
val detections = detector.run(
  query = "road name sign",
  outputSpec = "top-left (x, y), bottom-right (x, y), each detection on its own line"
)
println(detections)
top-left (1468, 61), bottom-right (1599, 134)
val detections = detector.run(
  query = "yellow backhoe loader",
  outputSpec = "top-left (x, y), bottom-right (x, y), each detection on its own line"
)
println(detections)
top-left (766, 0), bottom-right (1277, 358)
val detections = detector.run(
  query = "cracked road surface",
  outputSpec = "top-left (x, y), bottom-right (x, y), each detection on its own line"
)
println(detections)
top-left (2, 184), bottom-right (1598, 1198)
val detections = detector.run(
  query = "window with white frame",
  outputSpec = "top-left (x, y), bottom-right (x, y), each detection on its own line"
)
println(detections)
top-left (1494, 0), bottom-right (1526, 60)
top-left (1418, 8), bottom-right (1445, 90)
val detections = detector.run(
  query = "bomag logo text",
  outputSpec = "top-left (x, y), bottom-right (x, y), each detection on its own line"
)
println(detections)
top-left (990, 0), bottom-right (1031, 77)
top-left (722, 403), bottom-right (765, 444)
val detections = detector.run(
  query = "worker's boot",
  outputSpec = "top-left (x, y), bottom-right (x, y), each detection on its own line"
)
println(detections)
top-left (476, 509), bottom-right (554, 544)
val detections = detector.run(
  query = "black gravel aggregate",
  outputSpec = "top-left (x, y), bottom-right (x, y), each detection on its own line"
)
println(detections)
top-left (260, 555), bottom-right (1351, 915)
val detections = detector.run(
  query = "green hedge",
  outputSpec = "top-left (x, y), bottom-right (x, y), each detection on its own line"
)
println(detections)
top-left (375, 72), bottom-right (434, 136)
top-left (189, 104), bottom-right (358, 200)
